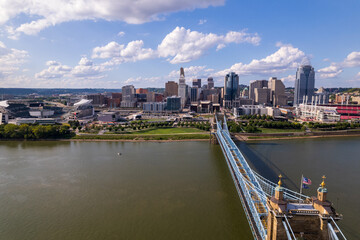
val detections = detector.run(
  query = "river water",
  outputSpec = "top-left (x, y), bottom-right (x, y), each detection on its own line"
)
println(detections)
top-left (0, 138), bottom-right (358, 239)
top-left (0, 141), bottom-right (252, 240)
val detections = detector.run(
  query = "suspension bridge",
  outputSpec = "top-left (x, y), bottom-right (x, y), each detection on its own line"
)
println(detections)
top-left (213, 114), bottom-right (346, 240)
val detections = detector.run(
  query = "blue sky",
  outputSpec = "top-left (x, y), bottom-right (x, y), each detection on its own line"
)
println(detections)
top-left (0, 0), bottom-right (359, 88)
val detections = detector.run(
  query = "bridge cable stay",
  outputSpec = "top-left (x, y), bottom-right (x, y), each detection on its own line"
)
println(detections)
top-left (284, 215), bottom-right (296, 240)
top-left (282, 220), bottom-right (295, 240)
top-left (330, 217), bottom-right (347, 240)
top-left (328, 223), bottom-right (340, 240)
top-left (253, 171), bottom-right (309, 201)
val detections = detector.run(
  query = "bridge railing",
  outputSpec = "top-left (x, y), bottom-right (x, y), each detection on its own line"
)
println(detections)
top-left (254, 171), bottom-right (309, 201)
top-left (216, 117), bottom-right (267, 239)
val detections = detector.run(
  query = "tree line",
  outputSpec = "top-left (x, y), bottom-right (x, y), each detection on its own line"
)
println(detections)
top-left (0, 124), bottom-right (75, 139)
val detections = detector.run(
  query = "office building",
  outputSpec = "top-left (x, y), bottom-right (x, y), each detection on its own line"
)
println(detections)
top-left (254, 88), bottom-right (270, 105)
top-left (136, 88), bottom-right (148, 94)
top-left (143, 102), bottom-right (166, 112)
top-left (249, 80), bottom-right (268, 101)
top-left (86, 94), bottom-right (106, 106)
top-left (294, 65), bottom-right (315, 105)
top-left (190, 87), bottom-right (199, 102)
top-left (121, 85), bottom-right (136, 108)
top-left (223, 72), bottom-right (239, 108)
top-left (268, 77), bottom-right (287, 106)
top-left (166, 96), bottom-right (181, 112)
top-left (192, 79), bottom-right (201, 88)
top-left (207, 77), bottom-right (214, 89)
top-left (164, 81), bottom-right (178, 97)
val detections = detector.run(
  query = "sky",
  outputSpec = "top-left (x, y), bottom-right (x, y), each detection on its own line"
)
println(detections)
top-left (0, 0), bottom-right (359, 89)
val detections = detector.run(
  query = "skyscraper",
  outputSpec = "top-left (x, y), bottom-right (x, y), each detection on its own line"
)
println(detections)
top-left (192, 79), bottom-right (201, 88)
top-left (223, 72), bottom-right (239, 108)
top-left (294, 65), bottom-right (315, 105)
top-left (190, 87), bottom-right (199, 102)
top-left (164, 81), bottom-right (178, 97)
top-left (268, 77), bottom-right (287, 106)
top-left (178, 67), bottom-right (187, 108)
top-left (207, 77), bottom-right (214, 89)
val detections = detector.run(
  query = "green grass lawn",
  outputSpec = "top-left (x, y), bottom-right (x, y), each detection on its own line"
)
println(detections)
top-left (259, 128), bottom-right (304, 133)
top-left (130, 127), bottom-right (206, 135)
top-left (141, 118), bottom-right (166, 122)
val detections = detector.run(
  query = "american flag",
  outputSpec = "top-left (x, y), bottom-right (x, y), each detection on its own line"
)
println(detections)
top-left (303, 177), bottom-right (312, 185)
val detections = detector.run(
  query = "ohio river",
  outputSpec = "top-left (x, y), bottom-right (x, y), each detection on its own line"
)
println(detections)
top-left (0, 138), bottom-right (358, 239)
top-left (0, 141), bottom-right (252, 240)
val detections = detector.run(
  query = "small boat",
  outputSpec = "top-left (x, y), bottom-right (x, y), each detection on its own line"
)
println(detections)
top-left (117, 152), bottom-right (122, 156)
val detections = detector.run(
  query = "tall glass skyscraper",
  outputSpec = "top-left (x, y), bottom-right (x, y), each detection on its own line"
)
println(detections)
top-left (223, 72), bottom-right (239, 108)
top-left (294, 65), bottom-right (315, 105)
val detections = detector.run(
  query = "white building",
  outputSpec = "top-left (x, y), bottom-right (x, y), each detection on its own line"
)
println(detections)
top-left (233, 105), bottom-right (281, 117)
top-left (296, 104), bottom-right (340, 122)
top-left (121, 85), bottom-right (137, 108)
top-left (178, 67), bottom-right (188, 108)
top-left (0, 113), bottom-right (8, 124)
top-left (143, 102), bottom-right (166, 112)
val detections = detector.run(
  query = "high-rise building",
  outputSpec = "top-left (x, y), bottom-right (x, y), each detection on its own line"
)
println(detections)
top-left (223, 72), bottom-right (239, 108)
top-left (254, 88), bottom-right (270, 105)
top-left (249, 80), bottom-right (268, 101)
top-left (192, 79), bottom-right (201, 88)
top-left (121, 85), bottom-right (136, 108)
top-left (268, 77), bottom-right (287, 106)
top-left (164, 81), bottom-right (178, 97)
top-left (86, 94), bottom-right (106, 106)
top-left (207, 77), bottom-right (214, 89)
top-left (178, 67), bottom-right (188, 108)
top-left (294, 65), bottom-right (315, 105)
top-left (190, 87), bottom-right (199, 102)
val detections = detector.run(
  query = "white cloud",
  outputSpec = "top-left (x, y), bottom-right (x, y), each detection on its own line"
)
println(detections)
top-left (91, 27), bottom-right (260, 65)
top-left (280, 74), bottom-right (296, 83)
top-left (343, 51), bottom-right (360, 67)
top-left (216, 44), bottom-right (306, 76)
top-left (35, 57), bottom-right (106, 80)
top-left (317, 64), bottom-right (343, 78)
top-left (92, 40), bottom-right (156, 65)
top-left (35, 61), bottom-right (72, 79)
top-left (356, 72), bottom-right (360, 78)
top-left (317, 51), bottom-right (360, 78)
top-left (158, 27), bottom-right (260, 64)
top-left (0, 0), bottom-right (225, 37)
top-left (0, 41), bottom-right (28, 78)
top-left (124, 76), bottom-right (160, 85)
top-left (198, 19), bottom-right (207, 25)
top-left (168, 65), bottom-right (214, 80)
top-left (117, 31), bottom-right (125, 37)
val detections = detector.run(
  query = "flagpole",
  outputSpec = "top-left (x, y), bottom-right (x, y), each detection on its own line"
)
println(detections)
top-left (299, 174), bottom-right (303, 195)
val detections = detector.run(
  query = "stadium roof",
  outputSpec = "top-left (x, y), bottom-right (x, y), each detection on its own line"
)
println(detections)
top-left (0, 100), bottom-right (9, 108)
top-left (74, 99), bottom-right (92, 106)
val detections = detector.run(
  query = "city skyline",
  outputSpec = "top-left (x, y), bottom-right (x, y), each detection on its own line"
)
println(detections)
top-left (0, 0), bottom-right (359, 89)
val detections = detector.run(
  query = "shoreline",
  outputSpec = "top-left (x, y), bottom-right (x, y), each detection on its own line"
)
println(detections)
top-left (0, 138), bottom-right (210, 143)
top-left (234, 133), bottom-right (360, 141)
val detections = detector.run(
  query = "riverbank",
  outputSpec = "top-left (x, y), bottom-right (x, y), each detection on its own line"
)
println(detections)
top-left (234, 130), bottom-right (360, 141)
top-left (0, 133), bottom-right (211, 142)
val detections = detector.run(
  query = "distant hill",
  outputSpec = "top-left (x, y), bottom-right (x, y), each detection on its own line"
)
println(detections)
top-left (0, 88), bottom-right (164, 96)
